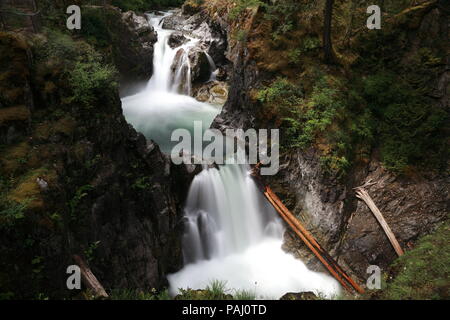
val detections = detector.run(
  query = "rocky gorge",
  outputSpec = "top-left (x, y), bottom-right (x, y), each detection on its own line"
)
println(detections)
top-left (0, 0), bottom-right (448, 300)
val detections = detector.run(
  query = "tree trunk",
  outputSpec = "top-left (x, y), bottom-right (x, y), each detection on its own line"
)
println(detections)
top-left (323, 0), bottom-right (334, 64)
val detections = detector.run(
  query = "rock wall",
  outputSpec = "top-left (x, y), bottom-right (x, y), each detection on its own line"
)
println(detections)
top-left (0, 31), bottom-right (185, 298)
top-left (202, 2), bottom-right (449, 284)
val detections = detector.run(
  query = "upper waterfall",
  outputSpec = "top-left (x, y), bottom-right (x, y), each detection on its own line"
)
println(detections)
top-left (122, 10), bottom-right (341, 299)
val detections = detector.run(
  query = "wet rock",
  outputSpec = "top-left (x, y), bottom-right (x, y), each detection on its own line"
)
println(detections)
top-left (280, 292), bottom-right (319, 300)
top-left (192, 21), bottom-right (228, 65)
top-left (189, 47), bottom-right (211, 83)
top-left (162, 10), bottom-right (205, 34)
top-left (115, 10), bottom-right (157, 81)
top-left (215, 66), bottom-right (228, 81)
top-left (182, 0), bottom-right (204, 16)
top-left (338, 160), bottom-right (449, 279)
top-left (0, 33), bottom-right (186, 298)
top-left (194, 81), bottom-right (229, 105)
top-left (170, 48), bottom-right (190, 93)
top-left (171, 46), bottom-right (211, 90)
top-left (168, 32), bottom-right (189, 49)
top-left (162, 10), bottom-right (187, 30)
top-left (36, 177), bottom-right (49, 192)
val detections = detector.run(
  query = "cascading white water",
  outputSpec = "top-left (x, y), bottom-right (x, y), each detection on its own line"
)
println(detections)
top-left (168, 165), bottom-right (341, 299)
top-left (122, 11), bottom-right (341, 299)
top-left (122, 12), bottom-right (218, 153)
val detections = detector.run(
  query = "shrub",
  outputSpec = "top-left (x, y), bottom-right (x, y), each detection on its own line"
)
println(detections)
top-left (111, 0), bottom-right (185, 12)
top-left (68, 58), bottom-right (118, 109)
top-left (80, 8), bottom-right (112, 48)
top-left (362, 72), bottom-right (448, 172)
top-left (229, 0), bottom-right (263, 20)
top-left (379, 219), bottom-right (450, 300)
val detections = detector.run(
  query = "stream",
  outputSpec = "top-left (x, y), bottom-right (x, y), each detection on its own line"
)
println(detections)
top-left (122, 11), bottom-right (340, 299)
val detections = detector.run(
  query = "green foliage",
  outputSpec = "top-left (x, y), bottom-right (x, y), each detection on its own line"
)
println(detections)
top-left (35, 29), bottom-right (79, 62)
top-left (0, 197), bottom-right (27, 229)
top-left (68, 57), bottom-right (118, 109)
top-left (177, 280), bottom-right (259, 300)
top-left (257, 77), bottom-right (303, 111)
top-left (229, 0), bottom-right (263, 20)
top-left (233, 289), bottom-right (257, 300)
top-left (109, 288), bottom-right (162, 300)
top-left (69, 185), bottom-right (93, 220)
top-left (362, 72), bottom-right (448, 172)
top-left (111, 0), bottom-right (184, 12)
top-left (84, 241), bottom-right (101, 264)
top-left (262, 0), bottom-right (299, 39)
top-left (205, 279), bottom-right (229, 299)
top-left (379, 219), bottom-right (450, 300)
top-left (80, 9), bottom-right (112, 48)
top-left (132, 177), bottom-right (151, 190)
top-left (233, 30), bottom-right (248, 43)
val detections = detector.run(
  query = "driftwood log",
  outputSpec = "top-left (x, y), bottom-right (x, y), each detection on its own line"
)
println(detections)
top-left (73, 255), bottom-right (109, 298)
top-left (262, 186), bottom-right (365, 294)
top-left (355, 188), bottom-right (404, 257)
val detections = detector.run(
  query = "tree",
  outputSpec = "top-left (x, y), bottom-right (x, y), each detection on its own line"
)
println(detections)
top-left (323, 0), bottom-right (335, 64)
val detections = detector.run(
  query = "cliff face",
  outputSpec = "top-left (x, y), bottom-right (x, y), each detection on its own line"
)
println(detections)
top-left (201, 0), bottom-right (449, 283)
top-left (80, 6), bottom-right (158, 96)
top-left (0, 30), bottom-right (184, 298)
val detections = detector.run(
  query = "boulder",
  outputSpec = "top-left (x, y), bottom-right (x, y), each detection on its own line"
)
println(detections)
top-left (189, 47), bottom-right (211, 83)
top-left (280, 292), bottom-right (319, 300)
top-left (162, 11), bottom-right (204, 32)
top-left (116, 10), bottom-right (157, 81)
top-left (194, 81), bottom-right (229, 105)
top-left (182, 0), bottom-right (204, 16)
top-left (168, 32), bottom-right (189, 49)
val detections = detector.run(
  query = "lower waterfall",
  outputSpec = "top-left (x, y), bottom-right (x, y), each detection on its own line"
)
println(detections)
top-left (122, 11), bottom-right (341, 299)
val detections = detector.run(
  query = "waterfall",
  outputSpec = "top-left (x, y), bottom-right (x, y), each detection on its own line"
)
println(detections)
top-left (182, 165), bottom-right (278, 263)
top-left (169, 165), bottom-right (341, 299)
top-left (122, 12), bottom-right (219, 153)
top-left (122, 11), bottom-right (341, 299)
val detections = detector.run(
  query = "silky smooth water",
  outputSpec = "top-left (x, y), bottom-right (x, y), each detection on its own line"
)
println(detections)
top-left (122, 12), bottom-right (220, 153)
top-left (122, 11), bottom-right (341, 299)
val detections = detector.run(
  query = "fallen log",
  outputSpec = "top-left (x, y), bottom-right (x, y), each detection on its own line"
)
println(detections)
top-left (263, 186), bottom-right (365, 294)
top-left (355, 188), bottom-right (404, 256)
top-left (73, 255), bottom-right (109, 298)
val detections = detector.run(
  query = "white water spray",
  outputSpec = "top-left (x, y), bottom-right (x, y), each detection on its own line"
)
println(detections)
top-left (122, 11), bottom-right (341, 299)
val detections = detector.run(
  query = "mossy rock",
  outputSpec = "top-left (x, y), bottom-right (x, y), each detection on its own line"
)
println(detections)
top-left (0, 105), bottom-right (30, 126)
top-left (7, 168), bottom-right (57, 212)
top-left (53, 116), bottom-right (77, 136)
top-left (0, 141), bottom-right (30, 174)
top-left (280, 292), bottom-right (319, 300)
top-left (174, 289), bottom-right (234, 300)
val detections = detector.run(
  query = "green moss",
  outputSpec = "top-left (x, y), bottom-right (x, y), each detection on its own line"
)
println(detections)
top-left (377, 219), bottom-right (450, 300)
top-left (0, 105), bottom-right (30, 125)
top-left (361, 72), bottom-right (448, 172)
top-left (111, 0), bottom-right (185, 12)
top-left (53, 116), bottom-right (77, 136)
top-left (7, 169), bottom-right (53, 211)
top-left (0, 142), bottom-right (31, 174)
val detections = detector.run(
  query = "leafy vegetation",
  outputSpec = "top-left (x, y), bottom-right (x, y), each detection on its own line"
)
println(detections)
top-left (0, 196), bottom-right (27, 230)
top-left (108, 280), bottom-right (257, 300)
top-left (112, 0), bottom-right (185, 12)
top-left (251, 0), bottom-right (448, 176)
top-left (229, 0), bottom-right (263, 20)
top-left (376, 219), bottom-right (450, 300)
top-left (109, 288), bottom-right (171, 300)
top-left (68, 59), bottom-right (118, 109)
top-left (361, 72), bottom-right (448, 172)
